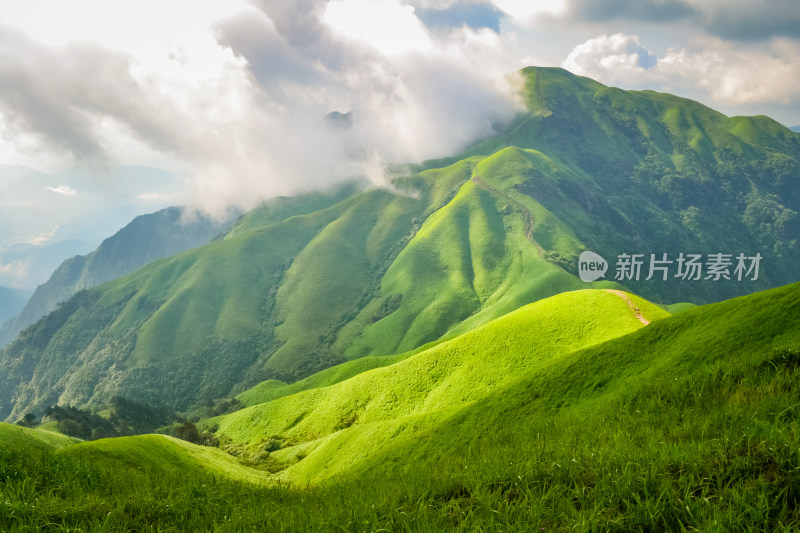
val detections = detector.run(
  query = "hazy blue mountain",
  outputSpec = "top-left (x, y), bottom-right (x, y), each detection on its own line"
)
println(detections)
top-left (0, 206), bottom-right (236, 348)
top-left (0, 165), bottom-right (182, 289)
top-left (0, 286), bottom-right (31, 326)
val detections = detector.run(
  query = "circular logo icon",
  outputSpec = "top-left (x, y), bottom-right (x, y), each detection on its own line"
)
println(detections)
top-left (578, 251), bottom-right (608, 282)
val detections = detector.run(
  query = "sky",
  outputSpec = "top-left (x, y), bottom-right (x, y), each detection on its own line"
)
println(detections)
top-left (1, 0), bottom-right (799, 217)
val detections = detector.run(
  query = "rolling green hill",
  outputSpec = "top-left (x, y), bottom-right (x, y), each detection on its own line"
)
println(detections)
top-left (232, 280), bottom-right (800, 487)
top-left (2, 283), bottom-right (799, 531)
top-left (0, 421), bottom-right (79, 450)
top-left (1, 67), bottom-right (798, 421)
top-left (211, 289), bottom-right (666, 459)
top-left (61, 434), bottom-right (271, 485)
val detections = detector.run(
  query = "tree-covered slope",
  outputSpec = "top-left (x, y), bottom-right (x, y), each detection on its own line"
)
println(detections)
top-left (1, 67), bottom-right (798, 421)
top-left (0, 206), bottom-right (235, 348)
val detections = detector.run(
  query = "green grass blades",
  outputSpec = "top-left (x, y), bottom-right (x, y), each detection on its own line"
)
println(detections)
top-left (3, 283), bottom-right (800, 531)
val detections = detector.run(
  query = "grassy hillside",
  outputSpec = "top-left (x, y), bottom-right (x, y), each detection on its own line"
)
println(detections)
top-left (1, 67), bottom-right (798, 421)
top-left (266, 280), bottom-right (800, 484)
top-left (2, 283), bottom-right (799, 531)
top-left (62, 434), bottom-right (271, 485)
top-left (213, 290), bottom-right (667, 456)
top-left (0, 421), bottom-right (78, 450)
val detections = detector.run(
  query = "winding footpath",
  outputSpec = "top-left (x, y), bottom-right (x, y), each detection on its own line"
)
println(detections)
top-left (604, 289), bottom-right (650, 325)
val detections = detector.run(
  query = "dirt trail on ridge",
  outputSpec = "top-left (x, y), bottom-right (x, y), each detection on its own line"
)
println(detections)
top-left (604, 289), bottom-right (650, 325)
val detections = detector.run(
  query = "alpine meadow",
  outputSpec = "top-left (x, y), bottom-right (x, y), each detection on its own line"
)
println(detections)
top-left (1, 63), bottom-right (800, 532)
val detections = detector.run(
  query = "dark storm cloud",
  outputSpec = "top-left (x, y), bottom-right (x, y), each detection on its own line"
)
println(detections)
top-left (558, 0), bottom-right (800, 42)
top-left (567, 0), bottom-right (696, 23)
top-left (703, 0), bottom-right (800, 41)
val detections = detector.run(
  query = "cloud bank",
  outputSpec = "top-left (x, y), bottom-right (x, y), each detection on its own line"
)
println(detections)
top-left (563, 33), bottom-right (800, 106)
top-left (0, 1), bottom-right (523, 214)
top-left (0, 0), bottom-right (798, 216)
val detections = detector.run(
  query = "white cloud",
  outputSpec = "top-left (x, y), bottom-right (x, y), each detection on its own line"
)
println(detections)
top-left (0, 259), bottom-right (29, 277)
top-left (0, 1), bottom-right (524, 216)
top-left (562, 33), bottom-right (800, 107)
top-left (24, 226), bottom-right (59, 245)
top-left (323, 0), bottom-right (432, 55)
top-left (562, 33), bottom-right (658, 86)
top-left (3, 1), bottom-right (798, 220)
top-left (44, 185), bottom-right (77, 196)
top-left (137, 192), bottom-right (179, 202)
top-left (489, 0), bottom-right (567, 25)
top-left (658, 39), bottom-right (800, 105)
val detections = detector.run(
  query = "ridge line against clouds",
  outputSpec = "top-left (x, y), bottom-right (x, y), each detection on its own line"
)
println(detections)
top-left (0, 0), bottom-right (798, 215)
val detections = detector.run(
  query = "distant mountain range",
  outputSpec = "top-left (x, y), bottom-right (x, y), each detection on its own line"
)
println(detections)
top-left (791, 125), bottom-right (800, 133)
top-left (0, 206), bottom-right (236, 349)
top-left (1, 67), bottom-right (798, 422)
top-left (0, 165), bottom-right (182, 290)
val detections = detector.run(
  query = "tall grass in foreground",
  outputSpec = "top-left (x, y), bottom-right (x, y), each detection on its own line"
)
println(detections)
top-left (4, 284), bottom-right (800, 531)
top-left (3, 350), bottom-right (799, 531)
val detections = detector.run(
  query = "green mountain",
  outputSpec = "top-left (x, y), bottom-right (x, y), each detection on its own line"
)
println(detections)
top-left (3, 283), bottom-right (799, 531)
top-left (0, 206), bottom-right (234, 348)
top-left (1, 67), bottom-right (799, 422)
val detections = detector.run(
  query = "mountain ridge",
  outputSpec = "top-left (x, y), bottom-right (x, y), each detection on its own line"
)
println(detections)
top-left (1, 66), bottom-right (798, 421)
top-left (0, 206), bottom-right (236, 348)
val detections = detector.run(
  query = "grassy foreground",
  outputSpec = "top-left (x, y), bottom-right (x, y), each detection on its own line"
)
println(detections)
top-left (2, 284), bottom-right (800, 531)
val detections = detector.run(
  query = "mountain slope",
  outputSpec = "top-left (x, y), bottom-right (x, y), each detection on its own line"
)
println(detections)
top-left (0, 421), bottom-right (79, 450)
top-left (1, 67), bottom-right (799, 421)
top-left (0, 206), bottom-right (235, 348)
top-left (214, 281), bottom-right (800, 491)
top-left (212, 289), bottom-right (665, 452)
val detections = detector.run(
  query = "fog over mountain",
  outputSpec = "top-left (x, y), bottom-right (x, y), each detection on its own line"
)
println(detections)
top-left (1, 0), bottom-right (798, 220)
